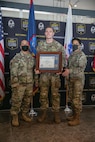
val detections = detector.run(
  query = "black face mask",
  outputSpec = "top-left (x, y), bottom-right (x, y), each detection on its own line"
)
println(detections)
top-left (22, 46), bottom-right (29, 51)
top-left (72, 45), bottom-right (79, 51)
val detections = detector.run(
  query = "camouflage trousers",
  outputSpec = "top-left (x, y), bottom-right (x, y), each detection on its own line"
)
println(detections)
top-left (68, 78), bottom-right (84, 113)
top-left (39, 73), bottom-right (61, 112)
top-left (10, 84), bottom-right (33, 115)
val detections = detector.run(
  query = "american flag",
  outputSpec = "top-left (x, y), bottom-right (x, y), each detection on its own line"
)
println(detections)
top-left (93, 54), bottom-right (95, 72)
top-left (0, 8), bottom-right (5, 100)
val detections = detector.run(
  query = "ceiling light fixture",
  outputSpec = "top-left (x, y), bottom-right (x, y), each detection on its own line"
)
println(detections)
top-left (1, 7), bottom-right (20, 12)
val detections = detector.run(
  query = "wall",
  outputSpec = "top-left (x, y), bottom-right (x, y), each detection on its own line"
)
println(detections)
top-left (0, 1), bottom-right (95, 109)
top-left (1, 8), bottom-right (95, 24)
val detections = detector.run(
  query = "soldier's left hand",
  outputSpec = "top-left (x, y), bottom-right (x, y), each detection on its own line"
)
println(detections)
top-left (56, 72), bottom-right (62, 75)
top-left (62, 69), bottom-right (69, 76)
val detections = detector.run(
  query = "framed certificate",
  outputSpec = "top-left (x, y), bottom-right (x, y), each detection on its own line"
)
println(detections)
top-left (36, 51), bottom-right (62, 73)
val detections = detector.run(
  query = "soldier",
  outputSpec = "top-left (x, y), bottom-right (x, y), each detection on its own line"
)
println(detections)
top-left (35, 27), bottom-right (66, 123)
top-left (10, 40), bottom-right (35, 126)
top-left (62, 38), bottom-right (87, 126)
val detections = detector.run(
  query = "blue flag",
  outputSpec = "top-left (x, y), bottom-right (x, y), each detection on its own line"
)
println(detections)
top-left (27, 0), bottom-right (37, 56)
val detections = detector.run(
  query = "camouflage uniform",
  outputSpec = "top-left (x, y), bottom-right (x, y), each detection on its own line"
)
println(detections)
top-left (37, 40), bottom-right (66, 112)
top-left (67, 50), bottom-right (87, 114)
top-left (10, 51), bottom-right (34, 115)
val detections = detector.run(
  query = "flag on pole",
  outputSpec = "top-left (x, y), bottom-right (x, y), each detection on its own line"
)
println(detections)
top-left (93, 54), bottom-right (95, 72)
top-left (0, 8), bottom-right (5, 101)
top-left (27, 0), bottom-right (37, 56)
top-left (27, 0), bottom-right (38, 95)
top-left (64, 4), bottom-right (73, 59)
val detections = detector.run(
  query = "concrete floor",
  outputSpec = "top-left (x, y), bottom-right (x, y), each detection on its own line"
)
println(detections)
top-left (0, 107), bottom-right (95, 142)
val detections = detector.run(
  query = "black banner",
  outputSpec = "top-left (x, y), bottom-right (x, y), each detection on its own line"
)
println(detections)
top-left (1, 17), bottom-right (95, 110)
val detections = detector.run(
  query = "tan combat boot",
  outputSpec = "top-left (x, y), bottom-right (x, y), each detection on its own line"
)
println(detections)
top-left (54, 112), bottom-right (61, 124)
top-left (68, 113), bottom-right (80, 126)
top-left (22, 113), bottom-right (32, 122)
top-left (67, 115), bottom-right (74, 121)
top-left (67, 112), bottom-right (75, 121)
top-left (11, 115), bottom-right (19, 127)
top-left (37, 110), bottom-right (47, 122)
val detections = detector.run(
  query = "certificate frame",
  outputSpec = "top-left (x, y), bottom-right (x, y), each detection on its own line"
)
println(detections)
top-left (36, 51), bottom-right (62, 73)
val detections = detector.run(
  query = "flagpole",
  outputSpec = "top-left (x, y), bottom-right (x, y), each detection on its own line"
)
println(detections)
top-left (27, 0), bottom-right (37, 117)
top-left (29, 96), bottom-right (37, 117)
top-left (64, 4), bottom-right (73, 117)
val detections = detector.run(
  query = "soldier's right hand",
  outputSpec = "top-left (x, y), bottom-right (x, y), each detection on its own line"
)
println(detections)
top-left (34, 69), bottom-right (41, 74)
top-left (11, 83), bottom-right (19, 88)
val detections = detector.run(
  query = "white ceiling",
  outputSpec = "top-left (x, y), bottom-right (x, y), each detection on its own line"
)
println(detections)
top-left (1, 0), bottom-right (95, 11)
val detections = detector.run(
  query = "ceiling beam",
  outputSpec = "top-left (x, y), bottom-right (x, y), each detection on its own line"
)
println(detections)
top-left (0, 1), bottom-right (95, 17)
